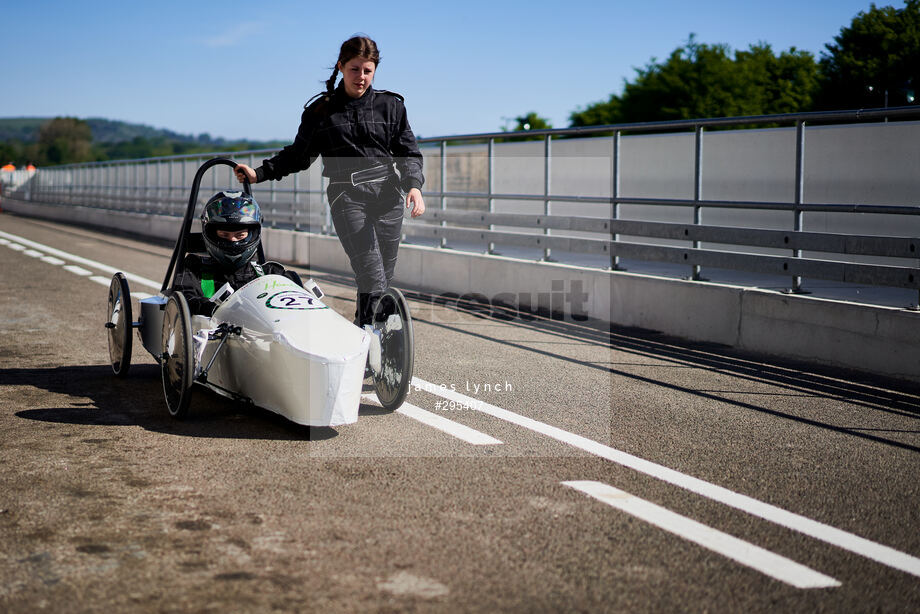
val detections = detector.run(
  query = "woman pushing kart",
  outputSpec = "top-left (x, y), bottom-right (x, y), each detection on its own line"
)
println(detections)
top-left (234, 35), bottom-right (425, 327)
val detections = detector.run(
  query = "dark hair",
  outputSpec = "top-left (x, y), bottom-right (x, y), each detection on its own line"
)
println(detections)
top-left (324, 35), bottom-right (380, 99)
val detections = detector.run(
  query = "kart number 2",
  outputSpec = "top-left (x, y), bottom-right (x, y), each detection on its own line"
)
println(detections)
top-left (265, 290), bottom-right (326, 310)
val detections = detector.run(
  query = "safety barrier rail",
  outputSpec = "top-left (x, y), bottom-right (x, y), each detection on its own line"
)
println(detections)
top-left (10, 105), bottom-right (920, 302)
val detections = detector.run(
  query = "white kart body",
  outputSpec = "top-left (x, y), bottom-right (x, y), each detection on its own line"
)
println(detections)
top-left (191, 275), bottom-right (369, 427)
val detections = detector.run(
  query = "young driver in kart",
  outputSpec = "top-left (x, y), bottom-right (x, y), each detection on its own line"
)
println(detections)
top-left (174, 190), bottom-right (302, 316)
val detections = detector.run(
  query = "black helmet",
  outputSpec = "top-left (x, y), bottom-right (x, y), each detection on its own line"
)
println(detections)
top-left (200, 191), bottom-right (262, 269)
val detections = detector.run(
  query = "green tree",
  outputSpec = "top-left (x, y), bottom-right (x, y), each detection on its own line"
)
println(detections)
top-left (37, 117), bottom-right (95, 165)
top-left (737, 44), bottom-right (821, 114)
top-left (569, 98), bottom-right (621, 128)
top-left (0, 141), bottom-right (25, 166)
top-left (102, 136), bottom-right (157, 160)
top-left (816, 0), bottom-right (920, 110)
top-left (506, 112), bottom-right (552, 132)
top-left (498, 112), bottom-right (553, 142)
top-left (570, 36), bottom-right (819, 126)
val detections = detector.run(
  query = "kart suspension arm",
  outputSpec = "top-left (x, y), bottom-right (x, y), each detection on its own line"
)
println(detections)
top-left (197, 323), bottom-right (242, 384)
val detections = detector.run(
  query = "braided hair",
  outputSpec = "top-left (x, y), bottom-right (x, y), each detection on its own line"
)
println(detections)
top-left (322, 35), bottom-right (381, 101)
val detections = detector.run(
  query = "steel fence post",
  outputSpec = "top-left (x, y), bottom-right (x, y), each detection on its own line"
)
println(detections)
top-left (294, 171), bottom-right (300, 231)
top-left (792, 120), bottom-right (807, 293)
top-left (181, 158), bottom-right (187, 218)
top-left (692, 125), bottom-right (704, 280)
top-left (269, 161), bottom-right (276, 229)
top-left (440, 140), bottom-right (447, 248)
top-left (488, 137), bottom-right (495, 254)
top-left (543, 134), bottom-right (552, 261)
top-left (611, 130), bottom-right (621, 270)
top-left (168, 160), bottom-right (174, 216)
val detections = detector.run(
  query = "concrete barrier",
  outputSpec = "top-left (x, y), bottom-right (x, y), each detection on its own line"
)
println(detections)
top-left (3, 197), bottom-right (918, 384)
top-left (738, 291), bottom-right (920, 383)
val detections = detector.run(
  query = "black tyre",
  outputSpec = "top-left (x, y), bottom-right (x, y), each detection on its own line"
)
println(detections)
top-left (160, 291), bottom-right (194, 419)
top-left (371, 287), bottom-right (415, 411)
top-left (106, 272), bottom-right (132, 377)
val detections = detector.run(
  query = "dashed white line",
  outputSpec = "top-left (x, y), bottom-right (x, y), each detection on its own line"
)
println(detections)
top-left (2, 231), bottom-right (161, 297)
top-left (63, 264), bottom-right (93, 276)
top-left (89, 275), bottom-right (155, 301)
top-left (563, 481), bottom-right (840, 589)
top-left (362, 393), bottom-right (502, 446)
top-left (0, 230), bottom-right (161, 289)
top-left (413, 376), bottom-right (920, 579)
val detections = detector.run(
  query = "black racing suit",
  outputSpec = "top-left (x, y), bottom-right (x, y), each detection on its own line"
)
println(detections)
top-left (174, 254), bottom-right (302, 316)
top-left (254, 84), bottom-right (424, 325)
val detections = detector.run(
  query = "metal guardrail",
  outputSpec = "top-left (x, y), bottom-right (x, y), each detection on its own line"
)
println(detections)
top-left (12, 105), bottom-right (920, 303)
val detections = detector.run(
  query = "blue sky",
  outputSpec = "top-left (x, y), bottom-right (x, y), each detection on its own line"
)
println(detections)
top-left (0, 0), bottom-right (895, 141)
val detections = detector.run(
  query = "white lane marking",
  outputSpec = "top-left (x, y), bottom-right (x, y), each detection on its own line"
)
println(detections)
top-left (40, 256), bottom-right (66, 265)
top-left (361, 393), bottom-right (502, 446)
top-left (7, 243), bottom-right (25, 251)
top-left (0, 230), bottom-right (161, 289)
top-left (0, 238), bottom-right (9, 245)
top-left (23, 249), bottom-right (44, 257)
top-left (413, 376), bottom-right (920, 579)
top-left (90, 276), bottom-right (154, 301)
top-left (563, 481), bottom-right (840, 589)
top-left (63, 265), bottom-right (93, 276)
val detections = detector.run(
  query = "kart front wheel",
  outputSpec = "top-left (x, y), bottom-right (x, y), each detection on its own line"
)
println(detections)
top-left (106, 272), bottom-right (132, 377)
top-left (160, 291), bottom-right (194, 419)
top-left (371, 287), bottom-right (415, 411)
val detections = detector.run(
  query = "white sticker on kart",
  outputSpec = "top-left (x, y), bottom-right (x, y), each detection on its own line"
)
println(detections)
top-left (264, 290), bottom-right (328, 310)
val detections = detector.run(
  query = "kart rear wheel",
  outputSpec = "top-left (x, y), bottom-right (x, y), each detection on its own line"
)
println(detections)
top-left (106, 272), bottom-right (132, 377)
top-left (161, 291), bottom-right (194, 419)
top-left (371, 287), bottom-right (414, 411)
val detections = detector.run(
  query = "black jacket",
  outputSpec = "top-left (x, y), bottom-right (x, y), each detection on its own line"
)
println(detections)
top-left (256, 84), bottom-right (424, 192)
top-left (174, 255), bottom-right (301, 316)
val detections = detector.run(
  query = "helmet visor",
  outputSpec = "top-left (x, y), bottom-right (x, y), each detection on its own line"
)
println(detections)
top-left (206, 197), bottom-right (260, 223)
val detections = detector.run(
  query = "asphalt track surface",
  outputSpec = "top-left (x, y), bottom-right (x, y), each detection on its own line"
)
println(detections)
top-left (1, 213), bottom-right (919, 613)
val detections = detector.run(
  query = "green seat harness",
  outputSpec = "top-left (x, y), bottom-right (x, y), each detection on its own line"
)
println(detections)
top-left (200, 262), bottom-right (265, 298)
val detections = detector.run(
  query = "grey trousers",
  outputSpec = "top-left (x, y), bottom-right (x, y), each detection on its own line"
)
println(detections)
top-left (328, 180), bottom-right (405, 323)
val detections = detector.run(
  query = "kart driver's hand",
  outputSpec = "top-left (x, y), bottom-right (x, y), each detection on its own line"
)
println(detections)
top-left (234, 164), bottom-right (257, 184)
top-left (406, 188), bottom-right (425, 218)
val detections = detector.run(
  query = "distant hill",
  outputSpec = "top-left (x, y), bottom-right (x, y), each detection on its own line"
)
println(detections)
top-left (0, 116), bottom-right (281, 149)
top-left (0, 118), bottom-right (48, 143)
top-left (86, 118), bottom-right (209, 144)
